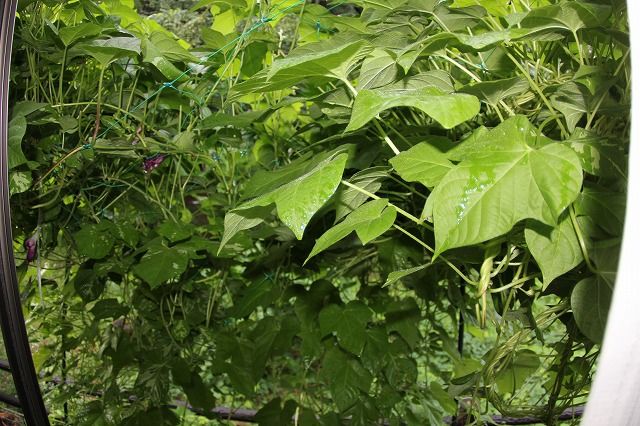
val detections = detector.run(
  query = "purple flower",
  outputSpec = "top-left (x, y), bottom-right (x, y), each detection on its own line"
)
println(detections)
top-left (24, 236), bottom-right (37, 262)
top-left (143, 154), bottom-right (166, 173)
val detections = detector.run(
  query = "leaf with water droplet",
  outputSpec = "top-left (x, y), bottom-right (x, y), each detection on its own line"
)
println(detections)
top-left (430, 116), bottom-right (583, 256)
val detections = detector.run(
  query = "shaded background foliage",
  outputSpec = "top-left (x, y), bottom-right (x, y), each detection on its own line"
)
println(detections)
top-left (2, 0), bottom-right (630, 425)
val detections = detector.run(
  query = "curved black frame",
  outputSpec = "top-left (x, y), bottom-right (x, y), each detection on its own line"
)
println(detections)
top-left (0, 0), bottom-right (50, 424)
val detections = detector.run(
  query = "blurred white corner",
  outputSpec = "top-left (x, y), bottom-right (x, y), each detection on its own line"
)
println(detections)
top-left (582, 2), bottom-right (640, 425)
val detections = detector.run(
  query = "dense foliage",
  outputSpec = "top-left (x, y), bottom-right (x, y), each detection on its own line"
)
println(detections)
top-left (5, 0), bottom-right (629, 424)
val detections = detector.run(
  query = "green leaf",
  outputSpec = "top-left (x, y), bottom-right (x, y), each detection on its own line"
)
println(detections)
top-left (306, 199), bottom-right (396, 262)
top-left (568, 128), bottom-right (627, 179)
top-left (73, 269), bottom-right (102, 303)
top-left (575, 188), bottom-right (626, 237)
top-left (8, 116), bottom-right (27, 169)
top-left (384, 264), bottom-right (429, 287)
top-left (80, 36), bottom-right (141, 65)
top-left (358, 49), bottom-right (399, 90)
top-left (346, 87), bottom-right (480, 131)
top-left (334, 167), bottom-right (389, 222)
top-left (459, 77), bottom-right (529, 106)
top-left (157, 221), bottom-right (193, 242)
top-left (525, 214), bottom-right (583, 288)
top-left (172, 359), bottom-right (215, 411)
top-left (231, 277), bottom-right (280, 318)
top-left (519, 2), bottom-right (612, 34)
top-left (234, 153), bottom-right (348, 240)
top-left (385, 356), bottom-right (418, 389)
top-left (267, 36), bottom-right (372, 84)
top-left (9, 172), bottom-right (32, 195)
top-left (319, 301), bottom-right (373, 355)
top-left (91, 298), bottom-right (129, 319)
top-left (571, 275), bottom-right (613, 343)
top-left (385, 299), bottom-right (421, 348)
top-left (219, 206), bottom-right (272, 253)
top-left (390, 142), bottom-right (454, 189)
top-left (321, 347), bottom-right (372, 411)
top-left (430, 116), bottom-right (583, 255)
top-left (59, 22), bottom-right (104, 46)
top-left (551, 82), bottom-right (591, 132)
top-left (74, 223), bottom-right (115, 259)
top-left (133, 245), bottom-right (189, 288)
top-left (142, 31), bottom-right (197, 63)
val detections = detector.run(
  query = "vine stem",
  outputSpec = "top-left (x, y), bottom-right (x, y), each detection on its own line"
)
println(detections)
top-left (504, 50), bottom-right (568, 137)
top-left (392, 224), bottom-right (476, 286)
top-left (341, 78), bottom-right (400, 154)
top-left (569, 205), bottom-right (598, 274)
top-left (340, 179), bottom-right (432, 231)
top-left (339, 180), bottom-right (475, 285)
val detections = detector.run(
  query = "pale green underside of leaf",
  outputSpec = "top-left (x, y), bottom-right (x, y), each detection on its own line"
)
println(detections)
top-left (219, 206), bottom-right (273, 253)
top-left (232, 153), bottom-right (348, 240)
top-left (390, 142), bottom-right (453, 189)
top-left (306, 199), bottom-right (396, 262)
top-left (525, 215), bottom-right (583, 288)
top-left (267, 37), bottom-right (372, 83)
top-left (431, 116), bottom-right (583, 255)
top-left (346, 87), bottom-right (480, 131)
top-left (358, 49), bottom-right (399, 90)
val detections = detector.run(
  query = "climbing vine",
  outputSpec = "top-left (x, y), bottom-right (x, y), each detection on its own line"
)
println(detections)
top-left (5, 0), bottom-right (629, 424)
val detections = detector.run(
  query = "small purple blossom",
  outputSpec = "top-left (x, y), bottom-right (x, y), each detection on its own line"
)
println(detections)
top-left (24, 235), bottom-right (37, 262)
top-left (143, 154), bottom-right (166, 173)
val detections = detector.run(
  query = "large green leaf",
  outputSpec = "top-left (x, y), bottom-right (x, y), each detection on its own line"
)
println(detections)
top-left (74, 223), bottom-right (115, 260)
top-left (518, 2), bottom-right (612, 34)
top-left (390, 142), bottom-right (453, 189)
top-left (346, 87), bottom-right (480, 131)
top-left (571, 275), bottom-right (612, 343)
top-left (306, 199), bottom-right (396, 262)
top-left (525, 214), bottom-right (583, 287)
top-left (319, 301), bottom-right (373, 355)
top-left (267, 36), bottom-right (372, 84)
top-left (321, 347), bottom-right (373, 411)
top-left (133, 245), bottom-right (189, 288)
top-left (231, 153), bottom-right (348, 240)
top-left (430, 116), bottom-right (583, 255)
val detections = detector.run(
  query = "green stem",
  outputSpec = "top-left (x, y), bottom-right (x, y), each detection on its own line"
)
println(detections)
top-left (340, 180), bottom-right (431, 230)
top-left (569, 205), bottom-right (598, 274)
top-left (393, 224), bottom-right (476, 286)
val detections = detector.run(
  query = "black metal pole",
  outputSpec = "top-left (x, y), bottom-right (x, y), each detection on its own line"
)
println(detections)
top-left (0, 0), bottom-right (50, 424)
